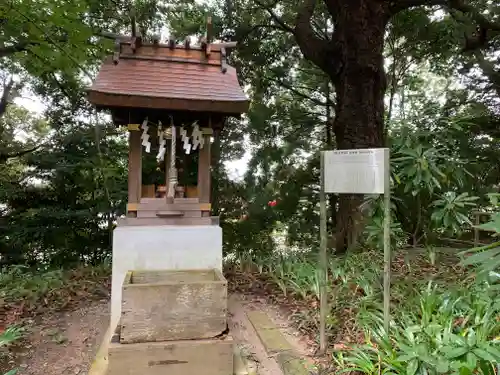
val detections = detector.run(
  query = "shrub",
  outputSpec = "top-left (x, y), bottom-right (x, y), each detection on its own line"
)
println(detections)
top-left (333, 283), bottom-right (500, 375)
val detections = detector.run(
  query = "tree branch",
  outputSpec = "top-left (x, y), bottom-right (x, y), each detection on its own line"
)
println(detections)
top-left (471, 50), bottom-right (500, 98)
top-left (448, 9), bottom-right (499, 53)
top-left (251, 0), bottom-right (341, 79)
top-left (0, 41), bottom-right (35, 58)
top-left (391, 0), bottom-right (500, 34)
top-left (446, 5), bottom-right (500, 96)
top-left (389, 0), bottom-right (448, 13)
top-left (0, 31), bottom-right (127, 59)
top-left (294, 0), bottom-right (339, 77)
top-left (266, 75), bottom-right (333, 106)
top-left (0, 145), bottom-right (42, 164)
top-left (238, 24), bottom-right (292, 42)
top-left (0, 78), bottom-right (14, 118)
top-left (447, 0), bottom-right (500, 32)
top-left (252, 0), bottom-right (296, 34)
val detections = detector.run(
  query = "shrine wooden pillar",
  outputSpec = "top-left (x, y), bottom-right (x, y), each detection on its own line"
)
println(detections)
top-left (198, 133), bottom-right (211, 207)
top-left (164, 142), bottom-right (171, 202)
top-left (127, 128), bottom-right (142, 217)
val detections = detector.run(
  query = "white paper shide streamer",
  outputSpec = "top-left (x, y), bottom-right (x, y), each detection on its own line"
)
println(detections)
top-left (140, 117), bottom-right (151, 153)
top-left (156, 121), bottom-right (166, 162)
top-left (191, 122), bottom-right (204, 151)
top-left (180, 126), bottom-right (191, 154)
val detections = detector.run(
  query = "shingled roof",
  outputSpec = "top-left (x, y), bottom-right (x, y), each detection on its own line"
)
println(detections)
top-left (88, 40), bottom-right (249, 115)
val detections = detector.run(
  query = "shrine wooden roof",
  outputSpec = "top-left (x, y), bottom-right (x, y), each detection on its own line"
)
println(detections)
top-left (88, 40), bottom-right (249, 115)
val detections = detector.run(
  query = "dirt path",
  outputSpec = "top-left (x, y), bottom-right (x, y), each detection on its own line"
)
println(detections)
top-left (229, 294), bottom-right (283, 375)
top-left (8, 294), bottom-right (313, 375)
top-left (229, 293), bottom-right (317, 372)
top-left (16, 300), bottom-right (110, 375)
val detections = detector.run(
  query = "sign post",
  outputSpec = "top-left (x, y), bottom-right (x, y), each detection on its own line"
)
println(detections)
top-left (319, 148), bottom-right (391, 351)
top-left (319, 152), bottom-right (328, 353)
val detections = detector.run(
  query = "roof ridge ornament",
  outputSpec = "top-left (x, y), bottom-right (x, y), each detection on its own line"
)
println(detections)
top-left (168, 35), bottom-right (176, 49)
top-left (201, 16), bottom-right (213, 57)
top-left (220, 47), bottom-right (227, 74)
top-left (113, 40), bottom-right (120, 65)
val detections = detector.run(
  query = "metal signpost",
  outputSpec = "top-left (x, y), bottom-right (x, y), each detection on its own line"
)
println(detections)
top-left (319, 148), bottom-right (391, 353)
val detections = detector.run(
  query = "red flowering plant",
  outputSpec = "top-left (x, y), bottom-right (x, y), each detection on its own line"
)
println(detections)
top-left (268, 199), bottom-right (278, 207)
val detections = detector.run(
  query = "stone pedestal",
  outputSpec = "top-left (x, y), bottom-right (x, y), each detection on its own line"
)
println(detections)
top-left (107, 325), bottom-right (233, 375)
top-left (111, 225), bottom-right (223, 328)
top-left (120, 269), bottom-right (227, 343)
top-left (110, 226), bottom-right (230, 375)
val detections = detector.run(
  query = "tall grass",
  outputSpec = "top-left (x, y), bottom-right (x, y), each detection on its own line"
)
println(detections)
top-left (227, 247), bottom-right (499, 374)
top-left (334, 282), bottom-right (500, 375)
top-left (0, 263), bottom-right (111, 317)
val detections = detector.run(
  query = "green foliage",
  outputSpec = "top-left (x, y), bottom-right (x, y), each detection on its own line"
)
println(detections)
top-left (431, 192), bottom-right (479, 235)
top-left (362, 195), bottom-right (406, 251)
top-left (387, 108), bottom-right (497, 246)
top-left (0, 325), bottom-right (24, 375)
top-left (0, 264), bottom-right (110, 314)
top-left (3, 0), bottom-right (497, 263)
top-left (0, 326), bottom-right (24, 349)
top-left (228, 248), bottom-right (467, 344)
top-left (0, 103), bottom-right (49, 159)
top-left (0, 122), bottom-right (128, 267)
top-left (364, 215), bottom-right (405, 251)
top-left (333, 283), bottom-right (500, 375)
top-left (330, 192), bottom-right (500, 375)
top-left (393, 144), bottom-right (447, 196)
top-left (461, 194), bottom-right (500, 283)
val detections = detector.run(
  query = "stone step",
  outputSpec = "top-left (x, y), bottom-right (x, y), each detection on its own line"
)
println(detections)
top-left (155, 210), bottom-right (185, 217)
top-left (247, 311), bottom-right (310, 375)
top-left (108, 331), bottom-right (234, 375)
top-left (117, 216), bottom-right (214, 226)
top-left (89, 327), bottom-right (251, 375)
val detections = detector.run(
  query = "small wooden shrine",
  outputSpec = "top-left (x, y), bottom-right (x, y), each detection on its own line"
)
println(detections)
top-left (88, 19), bottom-right (249, 226)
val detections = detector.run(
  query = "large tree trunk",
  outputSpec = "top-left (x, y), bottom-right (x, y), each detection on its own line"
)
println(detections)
top-left (331, 4), bottom-right (387, 253)
top-left (293, 0), bottom-right (388, 253)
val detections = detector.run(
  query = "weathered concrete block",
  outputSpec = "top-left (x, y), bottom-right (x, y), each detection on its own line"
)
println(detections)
top-left (108, 325), bottom-right (234, 375)
top-left (120, 269), bottom-right (227, 343)
top-left (111, 225), bottom-right (222, 330)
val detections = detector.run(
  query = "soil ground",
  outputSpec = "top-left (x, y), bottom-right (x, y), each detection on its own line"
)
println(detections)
top-left (14, 300), bottom-right (110, 375)
top-left (7, 294), bottom-right (312, 375)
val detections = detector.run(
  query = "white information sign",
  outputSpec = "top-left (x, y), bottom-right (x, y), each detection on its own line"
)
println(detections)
top-left (323, 148), bottom-right (389, 194)
top-left (319, 147), bottom-right (392, 339)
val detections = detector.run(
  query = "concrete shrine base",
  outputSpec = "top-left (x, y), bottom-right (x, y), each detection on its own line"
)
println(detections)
top-left (107, 324), bottom-right (234, 375)
top-left (88, 323), bottom-right (253, 375)
top-left (111, 224), bottom-right (223, 329)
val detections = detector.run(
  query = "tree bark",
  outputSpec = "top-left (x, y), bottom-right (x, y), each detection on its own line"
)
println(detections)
top-left (293, 0), bottom-right (388, 253)
top-left (324, 80), bottom-right (337, 237)
top-left (292, 0), bottom-right (389, 253)
top-left (330, 3), bottom-right (388, 253)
